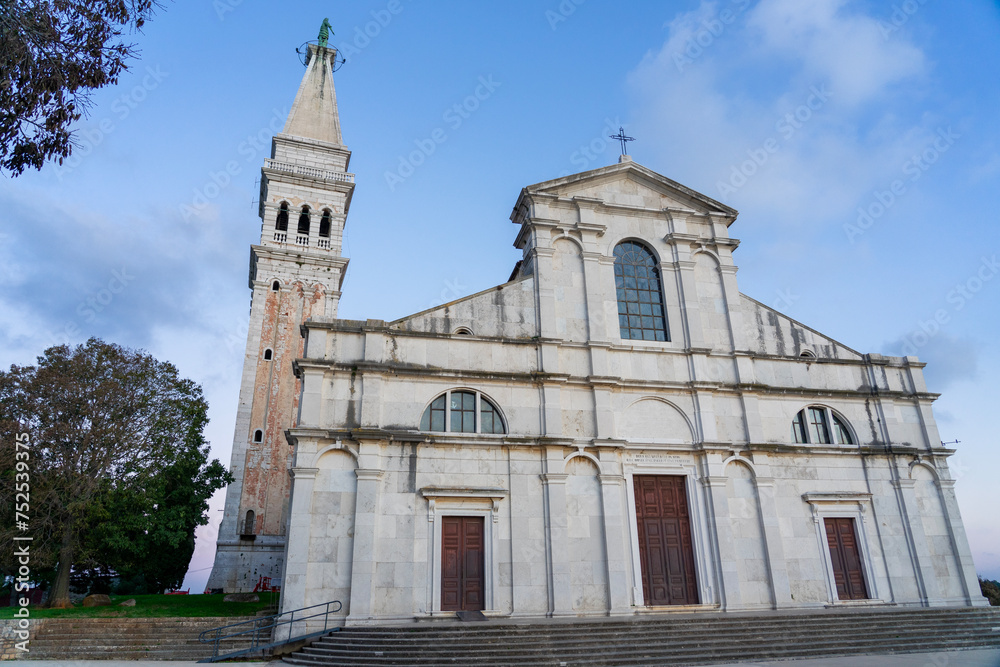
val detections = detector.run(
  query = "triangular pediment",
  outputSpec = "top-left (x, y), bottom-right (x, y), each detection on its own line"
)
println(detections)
top-left (524, 159), bottom-right (737, 222)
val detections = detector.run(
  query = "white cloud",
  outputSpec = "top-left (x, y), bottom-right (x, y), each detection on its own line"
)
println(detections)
top-left (746, 0), bottom-right (926, 107)
top-left (626, 0), bottom-right (934, 228)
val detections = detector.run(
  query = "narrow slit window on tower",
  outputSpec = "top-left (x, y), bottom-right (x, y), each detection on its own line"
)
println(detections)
top-left (319, 209), bottom-right (332, 238)
top-left (275, 202), bottom-right (289, 231)
top-left (271, 281), bottom-right (280, 291)
top-left (243, 510), bottom-right (255, 536)
top-left (263, 349), bottom-right (273, 360)
top-left (253, 429), bottom-right (263, 443)
top-left (298, 206), bottom-right (310, 235)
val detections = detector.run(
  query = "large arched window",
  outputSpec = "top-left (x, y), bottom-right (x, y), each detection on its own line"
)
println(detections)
top-left (275, 202), bottom-right (289, 231)
top-left (419, 390), bottom-right (506, 434)
top-left (297, 206), bottom-right (310, 235)
top-left (792, 406), bottom-right (854, 445)
top-left (614, 240), bottom-right (668, 341)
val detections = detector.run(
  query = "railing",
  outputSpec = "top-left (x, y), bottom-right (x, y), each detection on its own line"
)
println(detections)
top-left (268, 234), bottom-right (334, 250)
top-left (264, 159), bottom-right (355, 183)
top-left (197, 599), bottom-right (342, 663)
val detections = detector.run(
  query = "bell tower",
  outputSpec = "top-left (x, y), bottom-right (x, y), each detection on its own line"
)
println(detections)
top-left (207, 32), bottom-right (354, 592)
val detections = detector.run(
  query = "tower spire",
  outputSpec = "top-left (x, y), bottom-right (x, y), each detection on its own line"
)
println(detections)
top-left (284, 36), bottom-right (343, 146)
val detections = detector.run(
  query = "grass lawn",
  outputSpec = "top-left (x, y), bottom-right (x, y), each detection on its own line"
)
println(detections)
top-left (0, 592), bottom-right (280, 619)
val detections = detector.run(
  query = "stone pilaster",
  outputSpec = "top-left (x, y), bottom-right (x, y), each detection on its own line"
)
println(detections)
top-left (541, 463), bottom-right (572, 616)
top-left (347, 468), bottom-right (385, 623)
top-left (276, 467), bottom-right (318, 640)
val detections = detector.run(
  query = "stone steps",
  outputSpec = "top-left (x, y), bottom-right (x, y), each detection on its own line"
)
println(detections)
top-left (281, 607), bottom-right (1000, 667)
top-left (18, 616), bottom-right (255, 660)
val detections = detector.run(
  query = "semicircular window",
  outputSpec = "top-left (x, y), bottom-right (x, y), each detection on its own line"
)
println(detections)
top-left (419, 389), bottom-right (506, 434)
top-left (792, 406), bottom-right (854, 445)
top-left (614, 241), bottom-right (669, 342)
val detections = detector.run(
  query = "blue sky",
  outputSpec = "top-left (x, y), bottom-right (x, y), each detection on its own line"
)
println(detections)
top-left (1, 1), bottom-right (998, 592)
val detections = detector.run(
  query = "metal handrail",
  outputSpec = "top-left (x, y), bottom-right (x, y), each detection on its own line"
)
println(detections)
top-left (197, 599), bottom-right (342, 662)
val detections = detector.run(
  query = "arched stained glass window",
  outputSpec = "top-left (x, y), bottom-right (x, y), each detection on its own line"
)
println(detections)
top-left (419, 390), bottom-right (506, 434)
top-left (614, 241), bottom-right (668, 341)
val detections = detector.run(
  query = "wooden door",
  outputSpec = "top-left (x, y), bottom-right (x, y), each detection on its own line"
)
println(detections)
top-left (441, 516), bottom-right (485, 611)
top-left (634, 475), bottom-right (699, 605)
top-left (824, 517), bottom-right (869, 600)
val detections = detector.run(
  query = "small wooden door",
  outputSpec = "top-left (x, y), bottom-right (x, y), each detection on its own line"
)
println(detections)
top-left (824, 517), bottom-right (869, 600)
top-left (634, 475), bottom-right (699, 605)
top-left (441, 516), bottom-right (485, 611)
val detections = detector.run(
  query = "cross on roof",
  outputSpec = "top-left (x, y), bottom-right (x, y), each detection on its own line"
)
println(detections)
top-left (610, 126), bottom-right (635, 156)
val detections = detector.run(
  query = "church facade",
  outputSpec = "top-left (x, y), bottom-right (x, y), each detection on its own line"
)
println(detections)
top-left (209, 39), bottom-right (987, 624)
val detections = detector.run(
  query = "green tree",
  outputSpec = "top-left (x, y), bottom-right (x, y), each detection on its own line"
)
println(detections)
top-left (0, 0), bottom-right (159, 175)
top-left (90, 433), bottom-right (231, 593)
top-left (0, 338), bottom-right (229, 607)
top-left (981, 578), bottom-right (1000, 606)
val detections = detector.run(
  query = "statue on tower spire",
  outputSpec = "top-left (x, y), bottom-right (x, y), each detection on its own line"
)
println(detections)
top-left (318, 18), bottom-right (333, 47)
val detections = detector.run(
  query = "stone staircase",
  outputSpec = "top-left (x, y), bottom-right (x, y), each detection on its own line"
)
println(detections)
top-left (18, 616), bottom-right (255, 660)
top-left (282, 606), bottom-right (1000, 666)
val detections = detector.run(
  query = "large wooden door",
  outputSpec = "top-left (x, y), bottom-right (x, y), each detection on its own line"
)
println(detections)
top-left (441, 516), bottom-right (485, 611)
top-left (634, 475), bottom-right (698, 605)
top-left (824, 517), bottom-right (869, 600)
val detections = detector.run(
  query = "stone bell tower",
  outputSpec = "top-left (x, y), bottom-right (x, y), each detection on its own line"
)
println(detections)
top-left (206, 32), bottom-right (354, 592)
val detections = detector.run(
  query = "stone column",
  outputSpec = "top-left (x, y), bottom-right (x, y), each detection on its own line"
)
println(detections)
top-left (276, 467), bottom-right (318, 640)
top-left (347, 468), bottom-right (384, 624)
